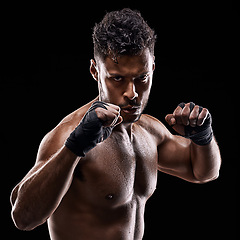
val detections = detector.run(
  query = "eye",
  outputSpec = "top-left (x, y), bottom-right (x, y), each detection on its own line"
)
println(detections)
top-left (136, 74), bottom-right (149, 83)
top-left (111, 76), bottom-right (123, 82)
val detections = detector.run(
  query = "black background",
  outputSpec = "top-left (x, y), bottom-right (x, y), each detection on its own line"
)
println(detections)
top-left (2, 1), bottom-right (236, 239)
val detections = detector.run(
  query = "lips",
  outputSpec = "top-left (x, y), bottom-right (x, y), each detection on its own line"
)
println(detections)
top-left (121, 105), bottom-right (140, 114)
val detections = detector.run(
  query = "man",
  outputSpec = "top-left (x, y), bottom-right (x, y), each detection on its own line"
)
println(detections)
top-left (10, 8), bottom-right (221, 240)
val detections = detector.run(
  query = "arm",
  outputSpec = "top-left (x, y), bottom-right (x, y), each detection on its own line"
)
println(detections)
top-left (191, 138), bottom-right (221, 182)
top-left (158, 102), bottom-right (221, 183)
top-left (10, 101), bottom-right (122, 230)
top-left (10, 128), bottom-right (81, 231)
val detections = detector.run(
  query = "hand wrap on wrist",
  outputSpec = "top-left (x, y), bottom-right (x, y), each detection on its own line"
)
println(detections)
top-left (178, 102), bottom-right (213, 145)
top-left (65, 101), bottom-right (113, 157)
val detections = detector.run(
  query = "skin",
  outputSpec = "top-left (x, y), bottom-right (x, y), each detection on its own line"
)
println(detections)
top-left (10, 49), bottom-right (221, 240)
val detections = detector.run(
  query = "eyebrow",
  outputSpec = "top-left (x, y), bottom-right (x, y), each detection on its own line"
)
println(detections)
top-left (108, 72), bottom-right (149, 78)
top-left (136, 72), bottom-right (150, 78)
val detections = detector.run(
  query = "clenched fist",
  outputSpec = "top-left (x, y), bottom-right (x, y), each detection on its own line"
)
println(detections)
top-left (165, 102), bottom-right (213, 145)
top-left (95, 102), bottom-right (123, 127)
top-left (65, 101), bottom-right (122, 157)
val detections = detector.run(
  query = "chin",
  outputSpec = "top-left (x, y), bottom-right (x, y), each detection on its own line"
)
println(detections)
top-left (122, 113), bottom-right (141, 123)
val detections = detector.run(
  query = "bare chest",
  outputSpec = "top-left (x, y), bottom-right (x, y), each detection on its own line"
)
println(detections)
top-left (72, 127), bottom-right (158, 207)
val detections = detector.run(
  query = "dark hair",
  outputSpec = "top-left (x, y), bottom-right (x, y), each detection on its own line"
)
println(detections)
top-left (92, 8), bottom-right (156, 61)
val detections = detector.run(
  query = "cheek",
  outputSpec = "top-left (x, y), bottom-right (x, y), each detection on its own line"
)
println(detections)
top-left (105, 80), bottom-right (118, 94)
top-left (99, 79), bottom-right (121, 102)
top-left (137, 80), bottom-right (152, 99)
top-left (141, 88), bottom-right (151, 107)
top-left (106, 81), bottom-right (123, 101)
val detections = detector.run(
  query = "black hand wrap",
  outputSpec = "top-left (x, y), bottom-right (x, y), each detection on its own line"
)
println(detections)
top-left (65, 101), bottom-right (113, 157)
top-left (178, 102), bottom-right (213, 145)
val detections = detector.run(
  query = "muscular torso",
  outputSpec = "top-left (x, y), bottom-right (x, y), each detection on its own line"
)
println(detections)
top-left (48, 116), bottom-right (160, 240)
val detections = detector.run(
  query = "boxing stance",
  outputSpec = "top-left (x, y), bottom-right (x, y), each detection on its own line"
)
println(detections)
top-left (10, 8), bottom-right (221, 240)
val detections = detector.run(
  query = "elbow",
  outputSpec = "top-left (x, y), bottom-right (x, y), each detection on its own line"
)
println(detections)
top-left (11, 208), bottom-right (33, 231)
top-left (11, 207), bottom-right (41, 231)
top-left (10, 188), bottom-right (46, 231)
top-left (194, 171), bottom-right (220, 184)
top-left (10, 188), bottom-right (32, 231)
top-left (11, 209), bottom-right (28, 231)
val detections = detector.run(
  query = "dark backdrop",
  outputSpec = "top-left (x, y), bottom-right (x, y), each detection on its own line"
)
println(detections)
top-left (2, 1), bottom-right (235, 239)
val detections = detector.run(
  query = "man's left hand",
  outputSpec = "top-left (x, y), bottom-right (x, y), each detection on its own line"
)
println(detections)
top-left (165, 102), bottom-right (213, 145)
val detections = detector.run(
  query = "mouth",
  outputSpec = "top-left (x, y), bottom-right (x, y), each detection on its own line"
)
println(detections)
top-left (121, 105), bottom-right (140, 115)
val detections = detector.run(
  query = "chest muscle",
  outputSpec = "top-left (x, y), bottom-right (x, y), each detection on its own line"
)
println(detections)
top-left (73, 129), bottom-right (158, 207)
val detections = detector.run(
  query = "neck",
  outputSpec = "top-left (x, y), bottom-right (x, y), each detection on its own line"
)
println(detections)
top-left (113, 122), bottom-right (133, 141)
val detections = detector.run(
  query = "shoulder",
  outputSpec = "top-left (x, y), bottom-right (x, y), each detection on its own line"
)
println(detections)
top-left (135, 114), bottom-right (172, 145)
top-left (36, 99), bottom-right (96, 162)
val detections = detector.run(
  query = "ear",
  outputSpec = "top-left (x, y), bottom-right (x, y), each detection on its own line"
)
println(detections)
top-left (152, 56), bottom-right (155, 71)
top-left (90, 59), bottom-right (98, 81)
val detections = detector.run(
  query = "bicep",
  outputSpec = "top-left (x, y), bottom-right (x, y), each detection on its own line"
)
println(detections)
top-left (14, 127), bottom-right (67, 194)
top-left (158, 134), bottom-right (200, 183)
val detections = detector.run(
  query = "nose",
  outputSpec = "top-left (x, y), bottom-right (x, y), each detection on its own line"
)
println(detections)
top-left (123, 81), bottom-right (138, 100)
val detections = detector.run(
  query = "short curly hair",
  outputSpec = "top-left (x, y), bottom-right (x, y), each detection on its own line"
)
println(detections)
top-left (92, 8), bottom-right (156, 62)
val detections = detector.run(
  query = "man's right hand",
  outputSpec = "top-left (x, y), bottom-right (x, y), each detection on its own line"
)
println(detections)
top-left (95, 102), bottom-right (123, 127)
top-left (65, 101), bottom-right (122, 157)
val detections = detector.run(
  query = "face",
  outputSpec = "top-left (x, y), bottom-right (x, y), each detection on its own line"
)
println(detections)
top-left (90, 49), bottom-right (155, 123)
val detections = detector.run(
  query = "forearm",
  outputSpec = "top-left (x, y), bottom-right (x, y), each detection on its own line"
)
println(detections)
top-left (11, 146), bottom-right (80, 230)
top-left (191, 137), bottom-right (221, 182)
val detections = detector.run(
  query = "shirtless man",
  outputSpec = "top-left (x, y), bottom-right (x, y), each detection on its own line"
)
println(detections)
top-left (10, 8), bottom-right (221, 240)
